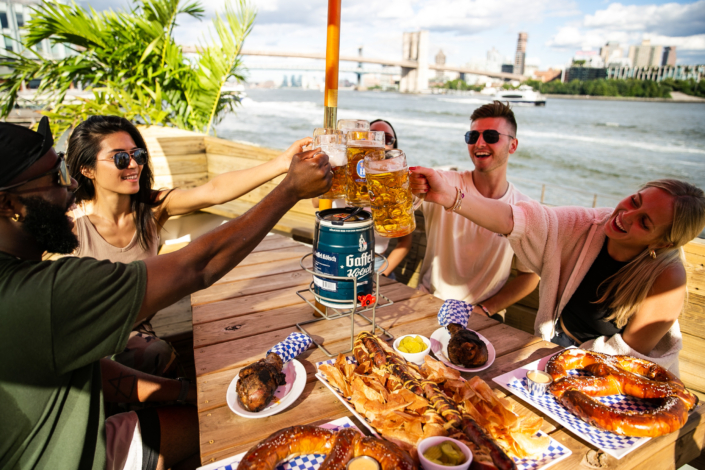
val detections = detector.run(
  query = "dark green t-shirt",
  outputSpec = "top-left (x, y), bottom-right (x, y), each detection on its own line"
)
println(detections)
top-left (0, 252), bottom-right (146, 470)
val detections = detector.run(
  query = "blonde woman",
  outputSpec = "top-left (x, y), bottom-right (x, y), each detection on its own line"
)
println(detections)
top-left (410, 170), bottom-right (705, 372)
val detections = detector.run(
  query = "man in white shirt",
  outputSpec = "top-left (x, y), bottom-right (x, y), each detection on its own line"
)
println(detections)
top-left (418, 101), bottom-right (539, 320)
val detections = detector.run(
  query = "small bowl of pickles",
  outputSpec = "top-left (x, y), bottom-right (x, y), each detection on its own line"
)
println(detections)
top-left (393, 334), bottom-right (431, 365)
top-left (417, 437), bottom-right (472, 470)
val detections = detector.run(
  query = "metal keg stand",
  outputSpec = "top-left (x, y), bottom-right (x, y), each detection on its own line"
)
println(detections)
top-left (296, 252), bottom-right (394, 357)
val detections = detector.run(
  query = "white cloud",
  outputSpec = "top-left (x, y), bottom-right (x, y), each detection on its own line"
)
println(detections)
top-left (547, 1), bottom-right (705, 52)
top-left (402, 0), bottom-right (551, 33)
top-left (646, 34), bottom-right (705, 50)
top-left (584, 1), bottom-right (705, 36)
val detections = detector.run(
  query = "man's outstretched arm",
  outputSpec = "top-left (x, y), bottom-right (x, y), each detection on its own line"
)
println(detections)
top-left (137, 150), bottom-right (331, 321)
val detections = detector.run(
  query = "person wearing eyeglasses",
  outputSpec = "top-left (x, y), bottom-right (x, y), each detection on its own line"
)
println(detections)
top-left (416, 101), bottom-right (539, 322)
top-left (65, 115), bottom-right (311, 377)
top-left (67, 115), bottom-right (311, 264)
top-left (0, 117), bottom-right (331, 469)
top-left (370, 119), bottom-right (398, 149)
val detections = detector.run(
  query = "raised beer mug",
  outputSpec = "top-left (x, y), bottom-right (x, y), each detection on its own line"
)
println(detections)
top-left (337, 119), bottom-right (369, 142)
top-left (364, 149), bottom-right (424, 238)
top-left (315, 132), bottom-right (347, 200)
top-left (344, 130), bottom-right (384, 207)
top-left (307, 127), bottom-right (339, 151)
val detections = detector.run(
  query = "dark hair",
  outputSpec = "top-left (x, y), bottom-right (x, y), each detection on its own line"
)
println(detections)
top-left (370, 119), bottom-right (398, 149)
top-left (67, 115), bottom-right (168, 251)
top-left (470, 100), bottom-right (517, 136)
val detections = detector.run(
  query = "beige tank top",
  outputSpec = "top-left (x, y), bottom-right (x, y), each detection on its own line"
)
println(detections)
top-left (73, 205), bottom-right (159, 263)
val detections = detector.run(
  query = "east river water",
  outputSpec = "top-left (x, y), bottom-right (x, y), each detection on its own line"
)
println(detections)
top-left (216, 88), bottom-right (705, 208)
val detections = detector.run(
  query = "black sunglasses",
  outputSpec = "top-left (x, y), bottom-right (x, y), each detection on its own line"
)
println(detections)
top-left (464, 130), bottom-right (515, 145)
top-left (0, 152), bottom-right (72, 192)
top-left (102, 148), bottom-right (148, 170)
top-left (383, 132), bottom-right (396, 146)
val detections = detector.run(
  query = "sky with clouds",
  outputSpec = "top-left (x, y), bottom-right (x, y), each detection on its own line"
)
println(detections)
top-left (85, 0), bottom-right (705, 80)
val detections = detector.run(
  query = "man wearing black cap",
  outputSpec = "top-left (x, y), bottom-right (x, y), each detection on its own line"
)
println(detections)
top-left (0, 118), bottom-right (332, 469)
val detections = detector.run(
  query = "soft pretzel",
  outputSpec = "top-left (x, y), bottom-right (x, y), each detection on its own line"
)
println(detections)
top-left (237, 425), bottom-right (417, 470)
top-left (546, 349), bottom-right (698, 437)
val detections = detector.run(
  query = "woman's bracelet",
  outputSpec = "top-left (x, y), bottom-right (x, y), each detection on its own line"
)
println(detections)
top-left (476, 303), bottom-right (492, 317)
top-left (445, 187), bottom-right (464, 213)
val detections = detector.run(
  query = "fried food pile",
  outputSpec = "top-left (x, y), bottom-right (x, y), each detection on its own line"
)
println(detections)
top-left (319, 332), bottom-right (550, 469)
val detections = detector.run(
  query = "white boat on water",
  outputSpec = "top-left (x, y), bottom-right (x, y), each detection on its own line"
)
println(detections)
top-left (493, 85), bottom-right (546, 106)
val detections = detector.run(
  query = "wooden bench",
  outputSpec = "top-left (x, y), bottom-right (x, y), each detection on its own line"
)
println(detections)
top-left (140, 126), bottom-right (319, 242)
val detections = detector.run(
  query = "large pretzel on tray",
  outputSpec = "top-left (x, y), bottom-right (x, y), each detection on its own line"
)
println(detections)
top-left (237, 425), bottom-right (417, 470)
top-left (546, 349), bottom-right (698, 437)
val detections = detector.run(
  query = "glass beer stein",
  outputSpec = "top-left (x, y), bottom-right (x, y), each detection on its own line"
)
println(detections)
top-left (315, 132), bottom-right (347, 200)
top-left (345, 130), bottom-right (384, 207)
top-left (337, 119), bottom-right (369, 142)
top-left (364, 149), bottom-right (424, 238)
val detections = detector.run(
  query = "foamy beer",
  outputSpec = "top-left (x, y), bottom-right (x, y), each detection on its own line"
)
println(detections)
top-left (345, 130), bottom-right (384, 207)
top-left (315, 133), bottom-right (347, 200)
top-left (364, 149), bottom-right (424, 238)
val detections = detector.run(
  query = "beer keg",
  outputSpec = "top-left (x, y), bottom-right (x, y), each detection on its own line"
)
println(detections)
top-left (313, 207), bottom-right (375, 308)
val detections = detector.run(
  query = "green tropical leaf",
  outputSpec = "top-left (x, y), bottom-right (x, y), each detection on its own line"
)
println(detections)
top-left (1, 0), bottom-right (255, 136)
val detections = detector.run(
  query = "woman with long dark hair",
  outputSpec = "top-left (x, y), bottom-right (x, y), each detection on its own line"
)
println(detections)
top-left (67, 115), bottom-right (311, 375)
top-left (68, 115), bottom-right (310, 261)
top-left (411, 168), bottom-right (705, 373)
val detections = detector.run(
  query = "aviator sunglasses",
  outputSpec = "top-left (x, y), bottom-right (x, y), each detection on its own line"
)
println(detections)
top-left (0, 152), bottom-right (72, 192)
top-left (101, 148), bottom-right (148, 170)
top-left (464, 130), bottom-right (515, 145)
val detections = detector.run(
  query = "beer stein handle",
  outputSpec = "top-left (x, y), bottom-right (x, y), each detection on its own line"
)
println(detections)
top-left (412, 192), bottom-right (426, 211)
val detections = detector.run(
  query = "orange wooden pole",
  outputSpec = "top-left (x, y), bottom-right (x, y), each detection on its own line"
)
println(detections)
top-left (323, 0), bottom-right (341, 129)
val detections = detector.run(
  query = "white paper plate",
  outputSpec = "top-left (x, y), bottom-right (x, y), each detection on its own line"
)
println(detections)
top-left (430, 327), bottom-right (496, 372)
top-left (226, 359), bottom-right (306, 418)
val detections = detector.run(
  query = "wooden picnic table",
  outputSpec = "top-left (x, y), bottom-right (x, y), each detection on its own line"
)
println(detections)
top-left (191, 233), bottom-right (705, 469)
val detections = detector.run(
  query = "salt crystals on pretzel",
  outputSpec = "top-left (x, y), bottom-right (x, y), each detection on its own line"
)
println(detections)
top-left (318, 334), bottom-right (550, 463)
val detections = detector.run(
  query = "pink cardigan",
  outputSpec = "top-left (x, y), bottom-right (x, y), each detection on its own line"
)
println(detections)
top-left (508, 200), bottom-right (683, 373)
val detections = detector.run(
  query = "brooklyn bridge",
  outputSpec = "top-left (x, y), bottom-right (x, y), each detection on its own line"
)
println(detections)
top-left (183, 31), bottom-right (525, 92)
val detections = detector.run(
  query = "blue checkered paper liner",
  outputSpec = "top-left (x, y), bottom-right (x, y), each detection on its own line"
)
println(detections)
top-left (506, 369), bottom-right (650, 452)
top-left (315, 357), bottom-right (572, 470)
top-left (268, 332), bottom-right (312, 363)
top-left (514, 431), bottom-right (571, 470)
top-left (438, 299), bottom-right (473, 329)
top-left (209, 420), bottom-right (356, 470)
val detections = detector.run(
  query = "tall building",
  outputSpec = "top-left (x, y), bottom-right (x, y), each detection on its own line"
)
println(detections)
top-left (600, 42), bottom-right (624, 66)
top-left (1, 0), bottom-right (70, 60)
top-left (628, 40), bottom-right (670, 68)
top-left (514, 32), bottom-right (528, 75)
top-left (663, 46), bottom-right (677, 66)
top-left (435, 49), bottom-right (446, 79)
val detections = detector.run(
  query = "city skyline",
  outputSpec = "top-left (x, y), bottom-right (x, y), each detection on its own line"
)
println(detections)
top-left (61, 0), bottom-right (705, 82)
